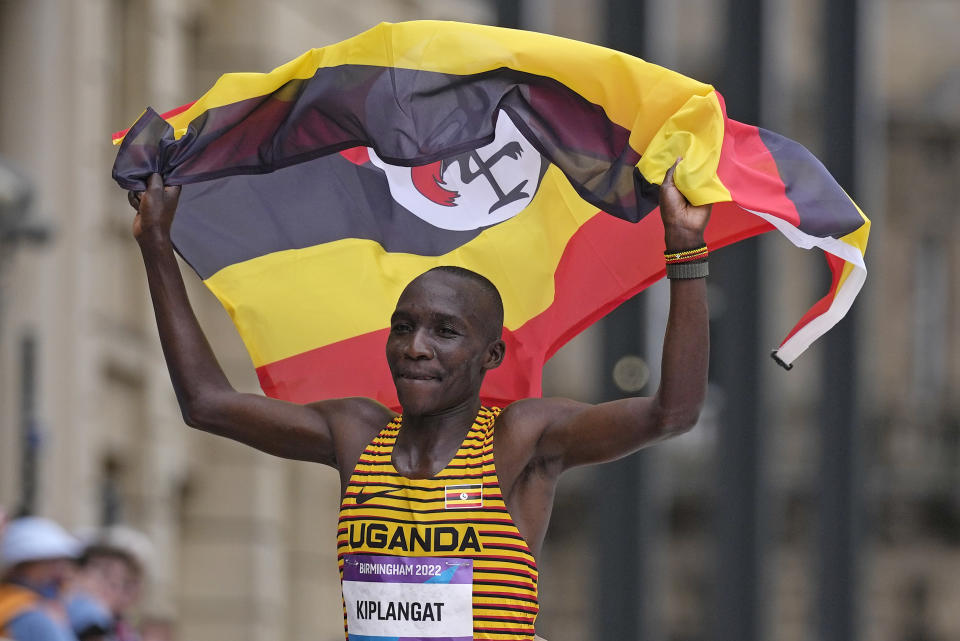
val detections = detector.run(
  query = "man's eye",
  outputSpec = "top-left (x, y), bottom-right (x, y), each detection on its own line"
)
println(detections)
top-left (391, 322), bottom-right (412, 333)
top-left (438, 325), bottom-right (459, 337)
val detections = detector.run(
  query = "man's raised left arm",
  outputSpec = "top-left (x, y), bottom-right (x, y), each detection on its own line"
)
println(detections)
top-left (514, 159), bottom-right (711, 470)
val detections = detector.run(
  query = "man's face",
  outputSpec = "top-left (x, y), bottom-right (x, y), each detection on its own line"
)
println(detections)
top-left (88, 556), bottom-right (142, 613)
top-left (15, 558), bottom-right (75, 595)
top-left (386, 271), bottom-right (503, 416)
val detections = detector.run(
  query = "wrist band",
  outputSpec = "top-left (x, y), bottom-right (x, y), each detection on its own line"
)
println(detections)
top-left (665, 244), bottom-right (709, 278)
top-left (666, 260), bottom-right (709, 279)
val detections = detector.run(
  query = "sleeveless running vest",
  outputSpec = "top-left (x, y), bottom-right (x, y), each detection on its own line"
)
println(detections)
top-left (338, 407), bottom-right (539, 640)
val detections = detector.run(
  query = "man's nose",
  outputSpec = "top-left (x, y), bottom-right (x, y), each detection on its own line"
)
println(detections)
top-left (405, 328), bottom-right (434, 359)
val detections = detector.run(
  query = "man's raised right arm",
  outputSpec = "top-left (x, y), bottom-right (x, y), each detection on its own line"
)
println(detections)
top-left (131, 174), bottom-right (387, 466)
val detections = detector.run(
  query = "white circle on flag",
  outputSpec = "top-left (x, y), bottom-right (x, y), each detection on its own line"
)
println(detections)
top-left (460, 492), bottom-right (468, 501)
top-left (368, 111), bottom-right (545, 231)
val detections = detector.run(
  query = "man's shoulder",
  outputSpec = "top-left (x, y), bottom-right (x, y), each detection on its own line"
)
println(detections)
top-left (305, 397), bottom-right (397, 472)
top-left (308, 396), bottom-right (397, 427)
top-left (495, 396), bottom-right (590, 442)
top-left (498, 396), bottom-right (590, 425)
top-left (490, 398), bottom-right (592, 487)
top-left (4, 607), bottom-right (72, 641)
top-left (307, 396), bottom-right (397, 451)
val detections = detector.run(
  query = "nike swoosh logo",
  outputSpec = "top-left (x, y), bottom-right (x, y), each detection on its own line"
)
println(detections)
top-left (354, 488), bottom-right (400, 505)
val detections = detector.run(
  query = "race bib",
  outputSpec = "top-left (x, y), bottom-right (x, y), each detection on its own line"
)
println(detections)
top-left (343, 554), bottom-right (474, 640)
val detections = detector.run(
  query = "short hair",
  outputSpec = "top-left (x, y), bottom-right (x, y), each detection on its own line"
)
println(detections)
top-left (74, 525), bottom-right (151, 577)
top-left (426, 266), bottom-right (504, 336)
top-left (78, 544), bottom-right (140, 574)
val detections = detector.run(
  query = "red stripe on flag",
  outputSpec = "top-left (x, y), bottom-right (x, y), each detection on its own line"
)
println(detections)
top-left (711, 91), bottom-right (854, 350)
top-left (112, 101), bottom-right (196, 141)
top-left (339, 146), bottom-right (371, 165)
top-left (256, 326), bottom-right (538, 409)
top-left (526, 202), bottom-right (772, 363)
top-left (713, 91), bottom-right (802, 228)
top-left (256, 201), bottom-right (772, 408)
top-left (778, 251), bottom-right (847, 345)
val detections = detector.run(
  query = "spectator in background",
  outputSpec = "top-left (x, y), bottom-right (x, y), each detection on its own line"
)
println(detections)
top-left (0, 507), bottom-right (5, 641)
top-left (0, 516), bottom-right (80, 641)
top-left (67, 526), bottom-right (151, 641)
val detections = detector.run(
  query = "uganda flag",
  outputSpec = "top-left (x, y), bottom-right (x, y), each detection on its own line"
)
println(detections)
top-left (112, 20), bottom-right (870, 409)
top-left (445, 485), bottom-right (484, 510)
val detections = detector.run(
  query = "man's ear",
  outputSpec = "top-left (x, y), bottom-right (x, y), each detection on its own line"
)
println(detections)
top-left (483, 339), bottom-right (506, 370)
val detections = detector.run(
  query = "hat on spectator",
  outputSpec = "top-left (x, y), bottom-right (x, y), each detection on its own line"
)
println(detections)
top-left (1, 516), bottom-right (81, 572)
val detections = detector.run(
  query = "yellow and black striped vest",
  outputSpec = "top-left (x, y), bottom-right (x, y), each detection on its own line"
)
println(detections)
top-left (338, 406), bottom-right (539, 640)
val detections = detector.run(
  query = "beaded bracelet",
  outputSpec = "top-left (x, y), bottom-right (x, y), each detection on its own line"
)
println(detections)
top-left (664, 245), bottom-right (709, 264)
top-left (665, 245), bottom-right (709, 279)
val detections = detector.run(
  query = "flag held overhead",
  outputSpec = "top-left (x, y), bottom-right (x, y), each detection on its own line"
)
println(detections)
top-left (112, 20), bottom-right (869, 409)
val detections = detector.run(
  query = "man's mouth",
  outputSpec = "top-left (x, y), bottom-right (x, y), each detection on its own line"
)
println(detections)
top-left (398, 372), bottom-right (441, 381)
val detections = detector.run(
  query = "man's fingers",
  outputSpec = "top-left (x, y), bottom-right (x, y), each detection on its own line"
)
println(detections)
top-left (660, 158), bottom-right (687, 213)
top-left (146, 172), bottom-right (164, 191)
top-left (128, 190), bottom-right (142, 211)
top-left (663, 158), bottom-right (681, 189)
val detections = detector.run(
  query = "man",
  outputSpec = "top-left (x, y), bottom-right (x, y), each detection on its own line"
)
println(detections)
top-left (130, 158), bottom-right (710, 639)
top-left (0, 517), bottom-right (80, 641)
top-left (66, 526), bottom-right (150, 641)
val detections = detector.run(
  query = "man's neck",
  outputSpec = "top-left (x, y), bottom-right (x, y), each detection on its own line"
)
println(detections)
top-left (393, 399), bottom-right (482, 478)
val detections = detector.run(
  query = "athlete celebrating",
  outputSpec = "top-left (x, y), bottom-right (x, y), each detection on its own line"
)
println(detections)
top-left (130, 158), bottom-right (710, 640)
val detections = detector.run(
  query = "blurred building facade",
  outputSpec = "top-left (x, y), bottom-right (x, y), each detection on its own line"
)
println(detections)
top-left (0, 1), bottom-right (957, 641)
top-left (0, 2), bottom-right (492, 640)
